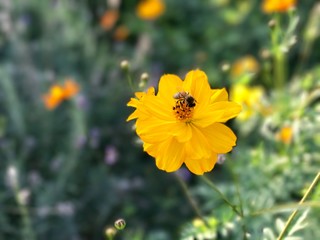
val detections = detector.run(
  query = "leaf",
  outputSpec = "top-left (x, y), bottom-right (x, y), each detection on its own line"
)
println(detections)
top-left (275, 218), bottom-right (286, 233)
top-left (287, 210), bottom-right (309, 237)
top-left (262, 227), bottom-right (276, 240)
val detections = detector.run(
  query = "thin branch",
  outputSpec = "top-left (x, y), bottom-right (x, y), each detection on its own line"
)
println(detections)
top-left (277, 172), bottom-right (320, 240)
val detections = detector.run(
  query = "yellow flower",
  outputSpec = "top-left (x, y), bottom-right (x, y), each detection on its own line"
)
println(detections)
top-left (277, 126), bottom-right (293, 144)
top-left (43, 85), bottom-right (65, 110)
top-left (262, 0), bottom-right (296, 13)
top-left (230, 84), bottom-right (264, 121)
top-left (127, 70), bottom-right (241, 175)
top-left (43, 79), bottom-right (80, 110)
top-left (230, 55), bottom-right (259, 79)
top-left (136, 0), bottom-right (165, 21)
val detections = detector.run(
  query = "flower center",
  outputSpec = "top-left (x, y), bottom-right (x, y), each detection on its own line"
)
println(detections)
top-left (172, 91), bottom-right (196, 121)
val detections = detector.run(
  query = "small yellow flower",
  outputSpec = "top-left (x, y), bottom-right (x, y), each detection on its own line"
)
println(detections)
top-left (127, 70), bottom-right (241, 175)
top-left (277, 126), bottom-right (293, 144)
top-left (136, 0), bottom-right (165, 21)
top-left (262, 0), bottom-right (296, 13)
top-left (230, 84), bottom-right (264, 121)
top-left (43, 79), bottom-right (80, 110)
top-left (43, 85), bottom-right (65, 110)
top-left (193, 218), bottom-right (206, 228)
top-left (230, 55), bottom-right (259, 79)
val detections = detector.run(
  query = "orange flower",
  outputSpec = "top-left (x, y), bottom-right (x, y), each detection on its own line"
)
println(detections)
top-left (277, 126), bottom-right (293, 144)
top-left (262, 0), bottom-right (296, 13)
top-left (136, 0), bottom-right (165, 20)
top-left (63, 79), bottom-right (80, 99)
top-left (43, 85), bottom-right (65, 110)
top-left (100, 10), bottom-right (119, 30)
top-left (113, 25), bottom-right (130, 41)
top-left (43, 79), bottom-right (80, 110)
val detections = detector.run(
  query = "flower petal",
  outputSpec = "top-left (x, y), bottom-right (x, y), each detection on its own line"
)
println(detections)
top-left (136, 116), bottom-right (192, 143)
top-left (143, 94), bottom-right (175, 121)
top-left (193, 101), bottom-right (241, 127)
top-left (211, 88), bottom-right (228, 102)
top-left (212, 101), bottom-right (242, 123)
top-left (185, 125), bottom-right (212, 159)
top-left (150, 138), bottom-right (184, 172)
top-left (157, 74), bottom-right (183, 104)
top-left (184, 153), bottom-right (217, 175)
top-left (183, 70), bottom-right (212, 105)
top-left (192, 106), bottom-right (225, 128)
top-left (201, 123), bottom-right (237, 153)
top-left (172, 122), bottom-right (192, 142)
top-left (143, 142), bottom-right (157, 157)
top-left (136, 117), bottom-right (173, 143)
top-left (127, 97), bottom-right (140, 107)
top-left (127, 110), bottom-right (139, 121)
top-left (127, 87), bottom-right (156, 121)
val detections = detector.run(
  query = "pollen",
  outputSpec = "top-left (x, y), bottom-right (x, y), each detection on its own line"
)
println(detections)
top-left (173, 98), bottom-right (195, 121)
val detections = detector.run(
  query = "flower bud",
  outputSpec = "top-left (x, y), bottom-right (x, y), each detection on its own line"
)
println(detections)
top-left (139, 72), bottom-right (149, 88)
top-left (114, 218), bottom-right (126, 230)
top-left (260, 49), bottom-right (271, 59)
top-left (140, 72), bottom-right (149, 82)
top-left (221, 63), bottom-right (230, 72)
top-left (120, 60), bottom-right (130, 71)
top-left (105, 227), bottom-right (116, 239)
top-left (268, 19), bottom-right (276, 28)
top-left (217, 154), bottom-right (226, 165)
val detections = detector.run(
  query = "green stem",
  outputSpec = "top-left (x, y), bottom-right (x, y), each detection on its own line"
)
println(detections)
top-left (200, 175), bottom-right (242, 216)
top-left (270, 14), bottom-right (287, 89)
top-left (174, 173), bottom-right (210, 227)
top-left (56, 100), bottom-right (85, 192)
top-left (18, 201), bottom-right (35, 240)
top-left (277, 172), bottom-right (320, 240)
top-left (202, 173), bottom-right (249, 239)
top-left (121, 62), bottom-right (134, 91)
top-left (274, 52), bottom-right (286, 89)
top-left (250, 201), bottom-right (320, 216)
top-left (233, 174), bottom-right (248, 240)
top-left (12, 171), bottom-right (36, 240)
top-left (0, 68), bottom-right (25, 138)
top-left (127, 72), bottom-right (134, 91)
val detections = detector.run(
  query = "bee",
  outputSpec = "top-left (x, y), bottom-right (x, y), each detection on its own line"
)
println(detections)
top-left (173, 91), bottom-right (196, 108)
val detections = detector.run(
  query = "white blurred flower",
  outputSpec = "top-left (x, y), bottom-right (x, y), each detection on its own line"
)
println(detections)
top-left (17, 189), bottom-right (30, 205)
top-left (108, 0), bottom-right (121, 8)
top-left (217, 154), bottom-right (226, 165)
top-left (6, 165), bottom-right (18, 189)
top-left (56, 202), bottom-right (74, 216)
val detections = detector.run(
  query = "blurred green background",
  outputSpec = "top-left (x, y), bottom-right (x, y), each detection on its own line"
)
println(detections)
top-left (0, 0), bottom-right (319, 239)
